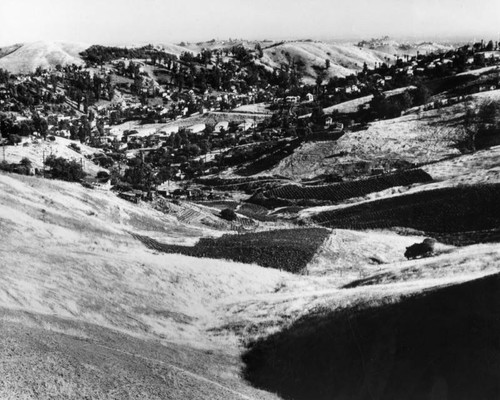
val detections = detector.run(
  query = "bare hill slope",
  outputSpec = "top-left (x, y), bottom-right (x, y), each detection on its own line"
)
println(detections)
top-left (258, 41), bottom-right (395, 83)
top-left (2, 171), bottom-right (499, 398)
top-left (0, 41), bottom-right (87, 73)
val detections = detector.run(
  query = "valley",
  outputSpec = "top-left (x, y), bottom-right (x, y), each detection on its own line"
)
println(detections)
top-left (0, 34), bottom-right (500, 399)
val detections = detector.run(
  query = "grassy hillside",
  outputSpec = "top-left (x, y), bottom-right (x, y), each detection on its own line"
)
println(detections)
top-left (2, 136), bottom-right (104, 176)
top-left (258, 41), bottom-right (396, 84)
top-left (2, 171), bottom-right (499, 398)
top-left (268, 90), bottom-right (500, 179)
top-left (0, 41), bottom-right (87, 73)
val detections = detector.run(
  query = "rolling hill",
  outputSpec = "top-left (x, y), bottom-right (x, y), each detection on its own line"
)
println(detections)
top-left (2, 168), bottom-right (499, 398)
top-left (258, 40), bottom-right (396, 83)
top-left (0, 41), bottom-right (87, 73)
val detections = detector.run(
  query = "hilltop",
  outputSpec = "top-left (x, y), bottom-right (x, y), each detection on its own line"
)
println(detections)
top-left (258, 40), bottom-right (395, 83)
top-left (0, 41), bottom-right (87, 74)
top-left (0, 38), bottom-right (451, 78)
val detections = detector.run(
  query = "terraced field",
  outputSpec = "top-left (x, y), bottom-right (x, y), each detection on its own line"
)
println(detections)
top-left (265, 169), bottom-right (433, 202)
top-left (311, 184), bottom-right (500, 245)
top-left (132, 228), bottom-right (331, 273)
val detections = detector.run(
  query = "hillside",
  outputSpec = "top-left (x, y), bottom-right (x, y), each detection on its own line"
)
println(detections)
top-left (356, 37), bottom-right (453, 56)
top-left (2, 170), bottom-right (499, 398)
top-left (0, 41), bottom-right (87, 73)
top-left (243, 272), bottom-right (500, 400)
top-left (323, 86), bottom-right (416, 114)
top-left (269, 89), bottom-right (500, 179)
top-left (258, 40), bottom-right (396, 84)
top-left (2, 136), bottom-right (105, 176)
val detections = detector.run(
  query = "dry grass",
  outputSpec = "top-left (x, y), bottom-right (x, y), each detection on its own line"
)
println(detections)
top-left (2, 171), bottom-right (500, 398)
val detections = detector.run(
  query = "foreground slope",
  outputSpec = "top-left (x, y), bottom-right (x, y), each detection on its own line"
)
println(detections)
top-left (243, 272), bottom-right (500, 400)
top-left (0, 172), bottom-right (289, 399)
top-left (1, 171), bottom-right (499, 399)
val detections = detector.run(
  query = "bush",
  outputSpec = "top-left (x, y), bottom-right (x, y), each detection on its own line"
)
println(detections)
top-left (96, 171), bottom-right (110, 180)
top-left (220, 208), bottom-right (237, 221)
top-left (20, 157), bottom-right (32, 168)
top-left (68, 143), bottom-right (81, 153)
top-left (44, 155), bottom-right (86, 182)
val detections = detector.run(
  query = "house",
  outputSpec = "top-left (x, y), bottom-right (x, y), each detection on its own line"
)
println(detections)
top-left (83, 177), bottom-right (111, 191)
top-left (285, 96), bottom-right (300, 104)
top-left (305, 93), bottom-right (314, 102)
top-left (157, 126), bottom-right (179, 136)
top-left (237, 119), bottom-right (256, 132)
top-left (214, 121), bottom-right (229, 133)
top-left (56, 129), bottom-right (71, 138)
top-left (186, 124), bottom-right (206, 134)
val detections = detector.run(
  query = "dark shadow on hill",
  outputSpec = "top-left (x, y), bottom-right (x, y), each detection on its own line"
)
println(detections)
top-left (236, 139), bottom-right (302, 176)
top-left (242, 273), bottom-right (500, 400)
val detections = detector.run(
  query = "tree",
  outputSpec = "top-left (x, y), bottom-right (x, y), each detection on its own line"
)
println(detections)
top-left (220, 208), bottom-right (237, 221)
top-left (33, 114), bottom-right (48, 139)
top-left (20, 157), bottom-right (32, 168)
top-left (455, 100), bottom-right (500, 152)
top-left (123, 158), bottom-right (156, 190)
top-left (255, 43), bottom-right (264, 58)
top-left (413, 84), bottom-right (430, 106)
top-left (44, 155), bottom-right (86, 181)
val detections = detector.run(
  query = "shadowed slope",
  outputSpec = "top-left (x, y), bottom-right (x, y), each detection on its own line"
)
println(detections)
top-left (243, 273), bottom-right (500, 400)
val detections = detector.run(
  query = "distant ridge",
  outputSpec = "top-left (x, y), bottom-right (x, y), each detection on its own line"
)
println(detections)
top-left (0, 41), bottom-right (88, 73)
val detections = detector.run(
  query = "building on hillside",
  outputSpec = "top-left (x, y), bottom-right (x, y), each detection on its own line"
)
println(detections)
top-left (83, 177), bottom-right (112, 191)
top-left (214, 121), bottom-right (229, 133)
top-left (186, 124), bottom-right (206, 134)
top-left (157, 126), bottom-right (179, 137)
top-left (237, 119), bottom-right (256, 132)
top-left (305, 93), bottom-right (314, 102)
top-left (56, 129), bottom-right (71, 138)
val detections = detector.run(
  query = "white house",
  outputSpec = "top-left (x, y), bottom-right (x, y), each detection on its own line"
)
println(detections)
top-left (158, 126), bottom-right (179, 136)
top-left (186, 124), bottom-right (206, 134)
top-left (237, 119), bottom-right (256, 132)
top-left (214, 121), bottom-right (229, 133)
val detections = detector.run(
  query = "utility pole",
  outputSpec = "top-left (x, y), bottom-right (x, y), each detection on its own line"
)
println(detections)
top-left (0, 126), bottom-right (4, 162)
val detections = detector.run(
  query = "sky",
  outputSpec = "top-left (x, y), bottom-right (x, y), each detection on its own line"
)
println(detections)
top-left (1, 0), bottom-right (499, 46)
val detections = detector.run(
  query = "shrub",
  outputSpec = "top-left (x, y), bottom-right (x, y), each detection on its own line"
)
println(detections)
top-left (96, 171), bottom-right (110, 180)
top-left (44, 155), bottom-right (86, 182)
top-left (220, 208), bottom-right (237, 221)
top-left (68, 143), bottom-right (81, 153)
top-left (20, 157), bottom-right (32, 168)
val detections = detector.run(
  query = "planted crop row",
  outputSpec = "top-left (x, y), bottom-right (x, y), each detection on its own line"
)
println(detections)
top-left (311, 184), bottom-right (500, 242)
top-left (266, 169), bottom-right (433, 202)
top-left (132, 227), bottom-right (331, 273)
top-left (236, 203), bottom-right (277, 222)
